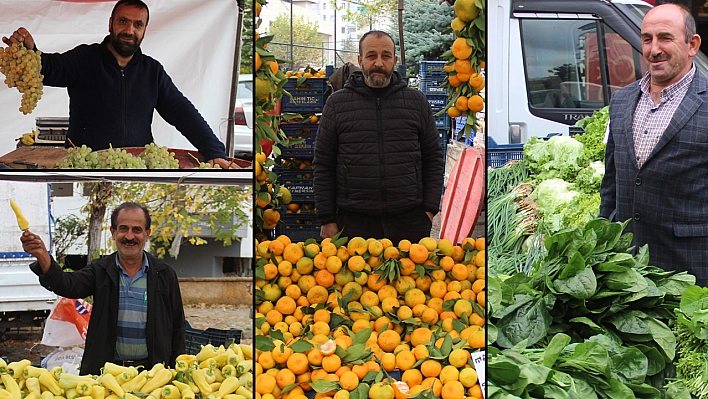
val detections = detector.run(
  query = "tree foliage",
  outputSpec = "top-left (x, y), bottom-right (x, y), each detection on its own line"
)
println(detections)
top-left (110, 183), bottom-right (251, 258)
top-left (339, 39), bottom-right (359, 66)
top-left (388, 0), bottom-right (455, 76)
top-left (75, 182), bottom-right (251, 259)
top-left (82, 182), bottom-right (113, 260)
top-left (267, 13), bottom-right (324, 69)
top-left (239, 0), bottom-right (254, 73)
top-left (54, 214), bottom-right (87, 266)
top-left (335, 0), bottom-right (396, 31)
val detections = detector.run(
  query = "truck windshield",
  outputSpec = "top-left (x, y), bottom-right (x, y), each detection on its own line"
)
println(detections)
top-left (616, 1), bottom-right (708, 77)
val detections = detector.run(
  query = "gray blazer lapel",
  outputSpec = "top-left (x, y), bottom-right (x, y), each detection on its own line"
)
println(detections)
top-left (647, 70), bottom-right (707, 162)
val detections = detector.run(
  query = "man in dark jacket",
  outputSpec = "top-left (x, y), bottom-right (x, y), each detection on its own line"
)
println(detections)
top-left (20, 202), bottom-right (185, 375)
top-left (3, 0), bottom-right (235, 168)
top-left (314, 30), bottom-right (444, 243)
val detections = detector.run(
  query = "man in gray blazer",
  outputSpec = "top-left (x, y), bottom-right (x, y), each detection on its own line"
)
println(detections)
top-left (600, 3), bottom-right (707, 285)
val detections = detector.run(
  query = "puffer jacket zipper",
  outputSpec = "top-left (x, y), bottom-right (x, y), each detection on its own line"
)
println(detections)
top-left (121, 68), bottom-right (127, 147)
top-left (376, 97), bottom-right (387, 210)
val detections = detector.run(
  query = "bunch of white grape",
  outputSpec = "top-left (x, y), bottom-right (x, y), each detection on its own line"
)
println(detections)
top-left (57, 145), bottom-right (101, 168)
top-left (97, 146), bottom-right (147, 169)
top-left (0, 43), bottom-right (43, 114)
top-left (198, 162), bottom-right (222, 169)
top-left (139, 142), bottom-right (180, 169)
top-left (58, 145), bottom-right (146, 169)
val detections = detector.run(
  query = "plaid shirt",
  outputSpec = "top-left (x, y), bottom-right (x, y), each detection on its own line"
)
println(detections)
top-left (633, 65), bottom-right (696, 168)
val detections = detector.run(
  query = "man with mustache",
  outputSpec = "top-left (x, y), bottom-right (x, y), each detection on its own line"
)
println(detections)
top-left (20, 202), bottom-right (185, 375)
top-left (314, 31), bottom-right (444, 243)
top-left (600, 4), bottom-right (708, 285)
top-left (2, 0), bottom-right (236, 168)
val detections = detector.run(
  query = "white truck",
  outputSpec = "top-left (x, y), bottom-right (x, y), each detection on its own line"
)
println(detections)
top-left (0, 182), bottom-right (56, 336)
top-left (487, 0), bottom-right (708, 145)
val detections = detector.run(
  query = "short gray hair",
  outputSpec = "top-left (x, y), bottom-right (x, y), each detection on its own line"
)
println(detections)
top-left (111, 202), bottom-right (151, 230)
top-left (358, 31), bottom-right (396, 55)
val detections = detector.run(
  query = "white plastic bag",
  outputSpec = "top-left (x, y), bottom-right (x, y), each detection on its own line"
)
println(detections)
top-left (41, 347), bottom-right (84, 375)
top-left (41, 297), bottom-right (92, 347)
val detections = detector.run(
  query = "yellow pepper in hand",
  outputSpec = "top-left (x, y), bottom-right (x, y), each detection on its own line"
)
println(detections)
top-left (9, 198), bottom-right (30, 231)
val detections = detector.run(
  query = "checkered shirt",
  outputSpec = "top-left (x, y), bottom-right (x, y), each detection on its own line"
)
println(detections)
top-left (633, 65), bottom-right (696, 168)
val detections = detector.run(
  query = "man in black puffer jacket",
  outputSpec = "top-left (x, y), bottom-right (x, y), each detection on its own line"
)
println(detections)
top-left (314, 30), bottom-right (444, 243)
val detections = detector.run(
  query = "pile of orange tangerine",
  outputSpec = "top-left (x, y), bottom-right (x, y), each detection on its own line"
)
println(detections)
top-left (254, 235), bottom-right (486, 399)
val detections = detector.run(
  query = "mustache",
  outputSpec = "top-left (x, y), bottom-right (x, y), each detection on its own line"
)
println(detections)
top-left (648, 54), bottom-right (668, 62)
top-left (118, 33), bottom-right (136, 41)
top-left (121, 239), bottom-right (139, 245)
top-left (369, 68), bottom-right (388, 75)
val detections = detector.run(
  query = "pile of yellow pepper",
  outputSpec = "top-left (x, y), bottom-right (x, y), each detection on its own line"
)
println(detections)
top-left (0, 343), bottom-right (253, 399)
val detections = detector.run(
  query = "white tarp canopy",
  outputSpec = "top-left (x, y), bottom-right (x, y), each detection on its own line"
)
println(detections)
top-left (0, 0), bottom-right (238, 155)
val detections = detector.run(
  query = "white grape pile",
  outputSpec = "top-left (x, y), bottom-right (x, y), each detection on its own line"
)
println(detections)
top-left (0, 42), bottom-right (43, 114)
top-left (58, 144), bottom-right (193, 169)
top-left (198, 162), bottom-right (222, 169)
top-left (57, 145), bottom-right (100, 168)
top-left (99, 146), bottom-right (147, 169)
top-left (139, 142), bottom-right (180, 168)
top-left (56, 143), bottom-right (224, 169)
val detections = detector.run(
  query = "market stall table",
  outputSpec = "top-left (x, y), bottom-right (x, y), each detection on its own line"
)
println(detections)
top-left (0, 146), bottom-right (252, 169)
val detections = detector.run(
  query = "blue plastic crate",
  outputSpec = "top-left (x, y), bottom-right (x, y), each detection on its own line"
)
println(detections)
top-left (277, 213), bottom-right (321, 243)
top-left (282, 212), bottom-right (319, 226)
top-left (439, 129), bottom-right (449, 149)
top-left (277, 123), bottom-right (318, 158)
top-left (185, 326), bottom-right (242, 355)
top-left (274, 167), bottom-right (315, 202)
top-left (282, 66), bottom-right (333, 92)
top-left (420, 69), bottom-right (447, 78)
top-left (281, 92), bottom-right (326, 113)
top-left (439, 129), bottom-right (449, 163)
top-left (420, 78), bottom-right (448, 94)
top-left (487, 143), bottom-right (524, 168)
top-left (284, 77), bottom-right (328, 93)
top-left (281, 201), bottom-right (317, 215)
top-left (277, 227), bottom-right (321, 244)
top-left (435, 114), bottom-right (450, 130)
top-left (427, 94), bottom-right (449, 110)
top-left (420, 70), bottom-right (447, 80)
top-left (419, 61), bottom-right (447, 75)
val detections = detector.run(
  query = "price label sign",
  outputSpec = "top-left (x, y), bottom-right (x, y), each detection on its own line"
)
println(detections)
top-left (471, 350), bottom-right (486, 399)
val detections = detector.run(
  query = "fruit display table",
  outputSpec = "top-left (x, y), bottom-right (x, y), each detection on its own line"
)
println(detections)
top-left (0, 147), bottom-right (252, 169)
